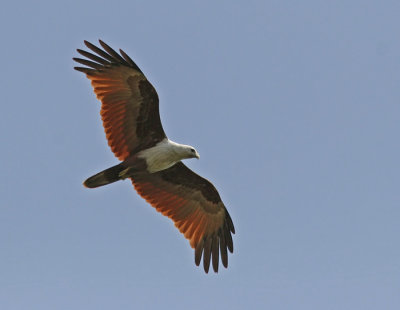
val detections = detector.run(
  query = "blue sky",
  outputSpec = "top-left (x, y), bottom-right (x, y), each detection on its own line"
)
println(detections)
top-left (1, 0), bottom-right (400, 309)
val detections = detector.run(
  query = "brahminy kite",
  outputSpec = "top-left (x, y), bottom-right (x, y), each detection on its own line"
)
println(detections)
top-left (73, 40), bottom-right (235, 273)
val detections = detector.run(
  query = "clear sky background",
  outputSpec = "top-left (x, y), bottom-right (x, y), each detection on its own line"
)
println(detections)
top-left (1, 1), bottom-right (399, 309)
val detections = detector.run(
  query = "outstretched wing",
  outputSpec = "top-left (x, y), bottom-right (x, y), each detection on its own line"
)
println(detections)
top-left (74, 40), bottom-right (166, 161)
top-left (131, 162), bottom-right (235, 273)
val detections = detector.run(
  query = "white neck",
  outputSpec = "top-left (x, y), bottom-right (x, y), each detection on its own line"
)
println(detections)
top-left (137, 139), bottom-right (194, 173)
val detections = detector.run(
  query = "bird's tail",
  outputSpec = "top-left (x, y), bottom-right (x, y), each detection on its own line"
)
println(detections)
top-left (83, 163), bottom-right (125, 188)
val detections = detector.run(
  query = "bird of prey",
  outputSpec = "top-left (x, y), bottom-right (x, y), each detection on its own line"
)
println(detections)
top-left (73, 40), bottom-right (235, 273)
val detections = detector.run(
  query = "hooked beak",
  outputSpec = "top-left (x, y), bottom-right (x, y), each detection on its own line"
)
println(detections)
top-left (195, 151), bottom-right (200, 159)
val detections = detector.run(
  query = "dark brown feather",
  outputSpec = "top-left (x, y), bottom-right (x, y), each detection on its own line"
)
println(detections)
top-left (225, 222), bottom-right (234, 253)
top-left (77, 49), bottom-right (110, 65)
top-left (203, 237), bottom-right (213, 273)
top-left (212, 236), bottom-right (220, 273)
top-left (119, 48), bottom-right (140, 70)
top-left (74, 67), bottom-right (96, 74)
top-left (84, 40), bottom-right (115, 63)
top-left (73, 58), bottom-right (104, 70)
top-left (99, 40), bottom-right (129, 66)
top-left (195, 240), bottom-right (204, 266)
top-left (219, 228), bottom-right (228, 268)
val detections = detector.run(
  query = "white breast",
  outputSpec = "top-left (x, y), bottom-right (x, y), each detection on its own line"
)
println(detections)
top-left (137, 139), bottom-right (186, 173)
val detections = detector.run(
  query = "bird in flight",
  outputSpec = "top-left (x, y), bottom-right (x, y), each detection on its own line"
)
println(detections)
top-left (73, 40), bottom-right (235, 273)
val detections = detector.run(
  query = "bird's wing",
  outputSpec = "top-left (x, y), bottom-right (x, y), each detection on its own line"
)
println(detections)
top-left (74, 40), bottom-right (166, 161)
top-left (130, 162), bottom-right (235, 273)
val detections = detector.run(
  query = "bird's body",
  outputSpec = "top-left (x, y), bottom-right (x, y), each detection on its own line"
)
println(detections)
top-left (137, 138), bottom-right (200, 173)
top-left (84, 138), bottom-right (199, 187)
top-left (74, 40), bottom-right (234, 273)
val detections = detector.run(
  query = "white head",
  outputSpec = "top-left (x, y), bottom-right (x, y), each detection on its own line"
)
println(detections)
top-left (163, 139), bottom-right (200, 161)
top-left (182, 145), bottom-right (200, 160)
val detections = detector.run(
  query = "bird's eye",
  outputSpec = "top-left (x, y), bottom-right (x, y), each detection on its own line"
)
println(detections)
top-left (191, 149), bottom-right (195, 153)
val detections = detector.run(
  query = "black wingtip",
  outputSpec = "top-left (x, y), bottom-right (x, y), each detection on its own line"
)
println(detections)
top-left (75, 39), bottom-right (143, 73)
top-left (211, 237), bottom-right (220, 273)
top-left (73, 66), bottom-right (96, 75)
top-left (195, 240), bottom-right (203, 266)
